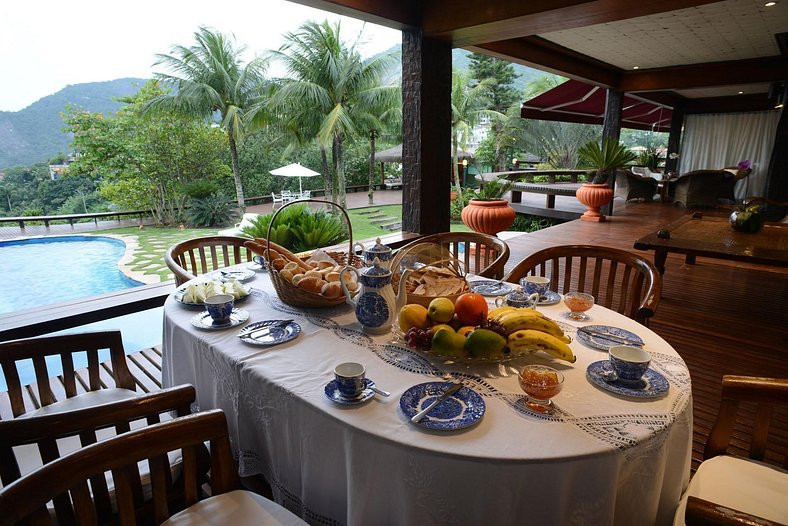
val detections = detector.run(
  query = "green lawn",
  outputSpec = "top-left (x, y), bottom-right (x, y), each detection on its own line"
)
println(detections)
top-left (102, 208), bottom-right (471, 283)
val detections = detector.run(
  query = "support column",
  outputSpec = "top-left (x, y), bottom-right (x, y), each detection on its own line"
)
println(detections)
top-left (764, 105), bottom-right (788, 221)
top-left (601, 89), bottom-right (624, 216)
top-left (665, 106), bottom-right (684, 175)
top-left (401, 29), bottom-right (452, 234)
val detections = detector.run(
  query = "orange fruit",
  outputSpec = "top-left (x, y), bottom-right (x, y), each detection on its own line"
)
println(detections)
top-left (454, 293), bottom-right (488, 326)
top-left (457, 326), bottom-right (476, 337)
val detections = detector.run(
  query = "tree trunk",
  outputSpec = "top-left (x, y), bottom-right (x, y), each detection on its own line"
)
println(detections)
top-left (320, 147), bottom-right (333, 203)
top-left (227, 133), bottom-right (246, 211)
top-left (368, 130), bottom-right (377, 205)
top-left (334, 134), bottom-right (347, 209)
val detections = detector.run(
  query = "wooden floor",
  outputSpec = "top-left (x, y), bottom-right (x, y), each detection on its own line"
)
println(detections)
top-left (3, 198), bottom-right (786, 472)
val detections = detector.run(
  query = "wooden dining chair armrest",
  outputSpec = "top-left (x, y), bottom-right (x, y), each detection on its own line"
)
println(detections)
top-left (685, 496), bottom-right (784, 526)
top-left (704, 376), bottom-right (788, 464)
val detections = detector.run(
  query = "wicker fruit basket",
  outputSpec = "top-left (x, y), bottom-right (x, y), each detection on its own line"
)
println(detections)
top-left (253, 199), bottom-right (363, 308)
top-left (391, 244), bottom-right (470, 308)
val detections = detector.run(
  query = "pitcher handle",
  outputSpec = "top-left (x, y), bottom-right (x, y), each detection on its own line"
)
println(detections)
top-left (352, 242), bottom-right (365, 256)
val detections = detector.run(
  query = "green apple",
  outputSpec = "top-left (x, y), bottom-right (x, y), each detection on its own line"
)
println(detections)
top-left (428, 297), bottom-right (455, 323)
top-left (431, 328), bottom-right (469, 359)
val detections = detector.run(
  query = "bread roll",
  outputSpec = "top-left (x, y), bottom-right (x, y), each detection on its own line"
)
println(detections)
top-left (291, 273), bottom-right (305, 286)
top-left (279, 268), bottom-right (294, 282)
top-left (324, 271), bottom-right (340, 282)
top-left (321, 281), bottom-right (342, 299)
top-left (297, 277), bottom-right (326, 293)
top-left (318, 261), bottom-right (335, 270)
top-left (271, 258), bottom-right (286, 271)
top-left (283, 261), bottom-right (300, 272)
top-left (305, 270), bottom-right (323, 280)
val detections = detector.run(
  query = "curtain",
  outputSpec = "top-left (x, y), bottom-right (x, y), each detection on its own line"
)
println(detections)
top-left (679, 111), bottom-right (780, 199)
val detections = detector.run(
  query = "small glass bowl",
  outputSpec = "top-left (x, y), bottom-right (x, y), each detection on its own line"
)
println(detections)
top-left (518, 365), bottom-right (564, 413)
top-left (563, 291), bottom-right (594, 321)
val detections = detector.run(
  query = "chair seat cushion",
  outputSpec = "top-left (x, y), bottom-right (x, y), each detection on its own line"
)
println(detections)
top-left (162, 490), bottom-right (307, 525)
top-left (18, 388), bottom-right (139, 418)
top-left (673, 455), bottom-right (788, 525)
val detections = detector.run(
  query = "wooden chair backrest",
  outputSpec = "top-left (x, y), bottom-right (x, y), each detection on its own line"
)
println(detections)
top-left (0, 385), bottom-right (198, 524)
top-left (704, 375), bottom-right (788, 468)
top-left (0, 410), bottom-right (237, 526)
top-left (165, 235), bottom-right (255, 286)
top-left (685, 496), bottom-right (785, 526)
top-left (503, 244), bottom-right (662, 325)
top-left (0, 331), bottom-right (135, 418)
top-left (391, 232), bottom-right (511, 279)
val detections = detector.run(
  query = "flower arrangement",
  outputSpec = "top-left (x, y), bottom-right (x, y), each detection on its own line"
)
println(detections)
top-left (737, 159), bottom-right (751, 171)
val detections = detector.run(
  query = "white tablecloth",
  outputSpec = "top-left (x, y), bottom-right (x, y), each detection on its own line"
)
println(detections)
top-left (162, 270), bottom-right (692, 526)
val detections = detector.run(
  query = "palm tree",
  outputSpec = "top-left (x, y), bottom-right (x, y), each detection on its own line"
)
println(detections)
top-left (145, 27), bottom-right (270, 210)
top-left (451, 69), bottom-right (502, 194)
top-left (267, 20), bottom-right (400, 208)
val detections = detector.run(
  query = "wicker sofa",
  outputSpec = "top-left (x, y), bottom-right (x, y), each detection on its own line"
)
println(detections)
top-left (672, 170), bottom-right (732, 208)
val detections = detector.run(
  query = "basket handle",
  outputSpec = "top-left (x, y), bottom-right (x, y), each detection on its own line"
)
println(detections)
top-left (265, 198), bottom-right (355, 263)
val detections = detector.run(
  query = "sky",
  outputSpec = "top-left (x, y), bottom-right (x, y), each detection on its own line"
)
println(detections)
top-left (0, 0), bottom-right (403, 112)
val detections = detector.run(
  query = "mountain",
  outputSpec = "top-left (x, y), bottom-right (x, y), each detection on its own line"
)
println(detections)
top-left (0, 78), bottom-right (147, 169)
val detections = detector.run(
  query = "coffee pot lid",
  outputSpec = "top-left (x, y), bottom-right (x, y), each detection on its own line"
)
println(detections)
top-left (361, 257), bottom-right (391, 277)
top-left (366, 238), bottom-right (391, 254)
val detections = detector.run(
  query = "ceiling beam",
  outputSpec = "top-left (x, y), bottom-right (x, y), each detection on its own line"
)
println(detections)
top-left (281, 0), bottom-right (419, 30)
top-left (620, 57), bottom-right (788, 91)
top-left (684, 94), bottom-right (779, 114)
top-left (470, 37), bottom-right (621, 88)
top-left (421, 0), bottom-right (721, 47)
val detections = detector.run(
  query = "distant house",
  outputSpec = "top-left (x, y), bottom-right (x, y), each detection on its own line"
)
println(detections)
top-left (48, 154), bottom-right (78, 181)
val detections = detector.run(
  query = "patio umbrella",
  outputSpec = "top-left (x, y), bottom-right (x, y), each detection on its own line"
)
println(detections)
top-left (270, 163), bottom-right (320, 194)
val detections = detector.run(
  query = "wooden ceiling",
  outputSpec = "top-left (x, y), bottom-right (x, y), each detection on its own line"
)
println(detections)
top-left (288, 0), bottom-right (788, 113)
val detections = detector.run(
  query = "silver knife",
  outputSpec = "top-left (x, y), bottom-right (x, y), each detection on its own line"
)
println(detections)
top-left (411, 383), bottom-right (463, 423)
top-left (577, 327), bottom-right (643, 346)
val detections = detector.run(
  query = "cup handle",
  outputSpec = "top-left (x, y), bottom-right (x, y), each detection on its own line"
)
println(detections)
top-left (352, 242), bottom-right (365, 256)
top-left (495, 296), bottom-right (505, 307)
top-left (527, 293), bottom-right (540, 309)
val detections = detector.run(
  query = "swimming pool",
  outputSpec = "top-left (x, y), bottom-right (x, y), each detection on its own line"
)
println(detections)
top-left (0, 236), bottom-right (164, 391)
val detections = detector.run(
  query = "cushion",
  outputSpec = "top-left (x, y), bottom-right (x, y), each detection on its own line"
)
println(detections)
top-left (673, 455), bottom-right (788, 525)
top-left (163, 490), bottom-right (308, 525)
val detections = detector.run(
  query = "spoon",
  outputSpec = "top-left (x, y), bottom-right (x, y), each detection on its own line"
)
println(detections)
top-left (368, 382), bottom-right (390, 397)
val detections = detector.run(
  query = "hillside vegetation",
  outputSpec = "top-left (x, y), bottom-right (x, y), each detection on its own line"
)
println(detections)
top-left (0, 78), bottom-right (147, 169)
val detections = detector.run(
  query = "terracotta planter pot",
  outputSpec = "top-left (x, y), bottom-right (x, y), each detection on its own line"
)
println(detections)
top-left (461, 199), bottom-right (516, 235)
top-left (576, 184), bottom-right (614, 222)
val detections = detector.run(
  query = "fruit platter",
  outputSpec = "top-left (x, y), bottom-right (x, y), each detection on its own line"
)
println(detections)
top-left (394, 292), bottom-right (576, 364)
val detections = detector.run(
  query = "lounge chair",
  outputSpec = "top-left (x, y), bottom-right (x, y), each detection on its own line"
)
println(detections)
top-left (672, 170), bottom-right (731, 208)
top-left (615, 169), bottom-right (659, 203)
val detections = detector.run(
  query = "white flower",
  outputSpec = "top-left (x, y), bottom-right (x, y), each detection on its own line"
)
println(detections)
top-left (668, 152), bottom-right (679, 160)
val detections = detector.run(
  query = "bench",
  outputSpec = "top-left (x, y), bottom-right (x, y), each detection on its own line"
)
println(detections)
top-left (383, 178), bottom-right (402, 190)
top-left (509, 182), bottom-right (583, 208)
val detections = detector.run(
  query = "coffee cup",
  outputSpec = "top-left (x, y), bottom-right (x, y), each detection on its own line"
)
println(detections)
top-left (495, 291), bottom-right (540, 308)
top-left (204, 294), bottom-right (235, 324)
top-left (334, 362), bottom-right (366, 398)
top-left (608, 345), bottom-right (651, 383)
top-left (520, 276), bottom-right (550, 297)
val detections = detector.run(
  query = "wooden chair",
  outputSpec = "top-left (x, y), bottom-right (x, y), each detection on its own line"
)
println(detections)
top-left (0, 410), bottom-right (307, 526)
top-left (390, 232), bottom-right (511, 279)
top-left (165, 235), bottom-right (256, 286)
top-left (0, 386), bottom-right (201, 524)
top-left (677, 375), bottom-right (788, 526)
top-left (503, 245), bottom-right (662, 325)
top-left (0, 331), bottom-right (137, 419)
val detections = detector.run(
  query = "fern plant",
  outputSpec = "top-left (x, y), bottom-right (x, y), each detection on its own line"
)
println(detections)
top-left (291, 210), bottom-right (348, 253)
top-left (473, 175), bottom-right (514, 201)
top-left (238, 204), bottom-right (347, 253)
top-left (186, 193), bottom-right (239, 227)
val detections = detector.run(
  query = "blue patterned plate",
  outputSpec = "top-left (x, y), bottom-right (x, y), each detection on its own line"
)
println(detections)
top-left (399, 382), bottom-right (485, 430)
top-left (576, 325), bottom-right (644, 351)
top-left (469, 280), bottom-right (513, 296)
top-left (324, 378), bottom-right (375, 405)
top-left (586, 361), bottom-right (669, 399)
top-left (238, 320), bottom-right (301, 346)
top-left (190, 308), bottom-right (250, 330)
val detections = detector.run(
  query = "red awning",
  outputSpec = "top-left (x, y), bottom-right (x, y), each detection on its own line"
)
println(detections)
top-left (520, 79), bottom-right (672, 132)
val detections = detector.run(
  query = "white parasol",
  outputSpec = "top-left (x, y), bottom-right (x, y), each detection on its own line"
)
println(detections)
top-left (270, 163), bottom-right (320, 195)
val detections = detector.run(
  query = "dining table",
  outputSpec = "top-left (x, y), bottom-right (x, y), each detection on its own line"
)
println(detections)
top-left (162, 267), bottom-right (693, 526)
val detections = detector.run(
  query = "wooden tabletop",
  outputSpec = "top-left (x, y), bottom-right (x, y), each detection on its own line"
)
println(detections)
top-left (634, 213), bottom-right (788, 269)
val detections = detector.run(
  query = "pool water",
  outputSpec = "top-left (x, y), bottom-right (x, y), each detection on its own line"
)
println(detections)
top-left (0, 236), bottom-right (164, 391)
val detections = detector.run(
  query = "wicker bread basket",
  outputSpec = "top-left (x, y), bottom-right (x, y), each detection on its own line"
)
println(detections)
top-left (264, 199), bottom-right (363, 308)
top-left (391, 244), bottom-right (469, 308)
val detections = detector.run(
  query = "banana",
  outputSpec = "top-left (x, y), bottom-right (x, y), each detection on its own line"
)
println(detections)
top-left (488, 306), bottom-right (545, 322)
top-left (496, 312), bottom-right (570, 343)
top-left (508, 329), bottom-right (576, 363)
top-left (487, 305), bottom-right (520, 319)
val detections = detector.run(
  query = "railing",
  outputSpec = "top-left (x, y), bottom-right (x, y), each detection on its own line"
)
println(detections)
top-left (0, 209), bottom-right (151, 230)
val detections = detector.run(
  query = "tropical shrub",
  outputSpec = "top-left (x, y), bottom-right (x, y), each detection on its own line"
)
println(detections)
top-left (238, 204), bottom-right (347, 253)
top-left (186, 193), bottom-right (240, 227)
top-left (183, 181), bottom-right (220, 199)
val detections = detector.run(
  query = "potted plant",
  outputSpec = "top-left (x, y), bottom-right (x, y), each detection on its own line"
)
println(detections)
top-left (460, 176), bottom-right (516, 235)
top-left (576, 138), bottom-right (637, 222)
